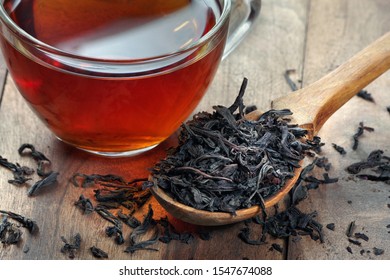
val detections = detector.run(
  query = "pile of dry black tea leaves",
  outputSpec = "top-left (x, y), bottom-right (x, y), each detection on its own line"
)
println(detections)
top-left (149, 78), bottom-right (324, 215)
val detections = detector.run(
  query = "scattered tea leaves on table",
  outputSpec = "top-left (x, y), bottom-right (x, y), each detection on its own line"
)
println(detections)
top-left (124, 230), bottom-right (159, 254)
top-left (90, 246), bottom-right (108, 259)
top-left (27, 171), bottom-right (59, 196)
top-left (357, 90), bottom-right (375, 103)
top-left (117, 210), bottom-right (141, 228)
top-left (0, 155), bottom-right (33, 185)
top-left (332, 143), bottom-right (347, 155)
top-left (95, 206), bottom-right (124, 245)
top-left (0, 210), bottom-right (38, 234)
top-left (74, 195), bottom-right (94, 215)
top-left (346, 221), bottom-right (356, 237)
top-left (60, 233), bottom-right (82, 259)
top-left (254, 206), bottom-right (324, 243)
top-left (198, 229), bottom-right (212, 241)
top-left (23, 245), bottom-right (30, 254)
top-left (18, 144), bottom-right (50, 162)
top-left (284, 69), bottom-right (298, 91)
top-left (352, 122), bottom-right (374, 150)
top-left (348, 238), bottom-right (361, 246)
top-left (326, 223), bottom-right (335, 231)
top-left (373, 247), bottom-right (384, 256)
top-left (1, 145), bottom-right (59, 196)
top-left (270, 243), bottom-right (283, 253)
top-left (238, 227), bottom-right (266, 245)
top-left (18, 143), bottom-right (52, 177)
top-left (125, 205), bottom-right (159, 253)
top-left (346, 150), bottom-right (390, 183)
top-left (158, 216), bottom-right (194, 244)
top-left (354, 232), bottom-right (369, 242)
top-left (0, 216), bottom-right (22, 245)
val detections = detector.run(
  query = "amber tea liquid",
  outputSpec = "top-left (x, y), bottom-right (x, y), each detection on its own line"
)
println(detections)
top-left (0, 0), bottom-right (227, 154)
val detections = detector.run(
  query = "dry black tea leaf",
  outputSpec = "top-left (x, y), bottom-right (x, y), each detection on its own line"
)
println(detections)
top-left (18, 144), bottom-right (50, 162)
top-left (197, 229), bottom-right (212, 241)
top-left (356, 90), bottom-right (375, 103)
top-left (125, 205), bottom-right (159, 253)
top-left (326, 223), bottom-right (335, 231)
top-left (352, 122), bottom-right (374, 150)
top-left (90, 246), bottom-right (108, 259)
top-left (284, 69), bottom-right (298, 91)
top-left (0, 210), bottom-right (38, 234)
top-left (23, 245), bottom-right (30, 253)
top-left (346, 221), bottom-right (356, 237)
top-left (291, 181), bottom-right (308, 205)
top-left (332, 143), bottom-right (347, 155)
top-left (0, 216), bottom-right (22, 245)
top-left (124, 230), bottom-right (159, 254)
top-left (74, 195), bottom-right (94, 215)
top-left (356, 174), bottom-right (390, 183)
top-left (315, 157), bottom-right (332, 171)
top-left (346, 150), bottom-right (385, 174)
top-left (117, 210), bottom-right (141, 228)
top-left (18, 143), bottom-right (52, 177)
top-left (157, 217), bottom-right (194, 244)
top-left (71, 173), bottom-right (128, 188)
top-left (346, 150), bottom-right (390, 184)
top-left (373, 247), bottom-right (384, 256)
top-left (60, 233), bottom-right (81, 259)
top-left (238, 227), bottom-right (266, 245)
top-left (27, 171), bottom-right (59, 196)
top-left (354, 232), bottom-right (369, 242)
top-left (346, 246), bottom-right (353, 254)
top-left (348, 238), bottom-right (361, 246)
top-left (0, 155), bottom-right (33, 185)
top-left (270, 243), bottom-right (283, 253)
top-left (95, 206), bottom-right (124, 245)
top-left (129, 205), bottom-right (156, 245)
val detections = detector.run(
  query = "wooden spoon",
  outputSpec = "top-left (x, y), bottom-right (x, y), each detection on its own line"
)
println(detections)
top-left (151, 32), bottom-right (390, 226)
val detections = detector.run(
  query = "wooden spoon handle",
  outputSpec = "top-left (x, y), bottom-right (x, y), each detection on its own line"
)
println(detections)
top-left (272, 32), bottom-right (390, 136)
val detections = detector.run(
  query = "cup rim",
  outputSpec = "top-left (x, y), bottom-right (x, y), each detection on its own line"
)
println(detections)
top-left (0, 0), bottom-right (231, 63)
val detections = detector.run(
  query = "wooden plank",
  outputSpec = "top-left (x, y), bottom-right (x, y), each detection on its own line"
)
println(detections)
top-left (287, 0), bottom-right (390, 260)
top-left (0, 54), bottom-right (7, 107)
top-left (0, 0), bottom-right (309, 260)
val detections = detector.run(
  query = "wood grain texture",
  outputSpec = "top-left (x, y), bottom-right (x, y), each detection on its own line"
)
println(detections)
top-left (272, 32), bottom-right (390, 137)
top-left (287, 0), bottom-right (390, 260)
top-left (2, 0), bottom-right (388, 261)
top-left (0, 0), bottom-right (309, 260)
top-left (0, 54), bottom-right (6, 107)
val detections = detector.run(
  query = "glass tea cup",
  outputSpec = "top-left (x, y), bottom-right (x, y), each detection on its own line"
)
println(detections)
top-left (0, 0), bottom-right (261, 157)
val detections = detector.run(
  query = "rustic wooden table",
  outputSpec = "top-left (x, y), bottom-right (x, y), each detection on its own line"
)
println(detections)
top-left (0, 0), bottom-right (389, 260)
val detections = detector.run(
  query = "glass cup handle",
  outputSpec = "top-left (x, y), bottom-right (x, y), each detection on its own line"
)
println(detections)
top-left (223, 0), bottom-right (262, 59)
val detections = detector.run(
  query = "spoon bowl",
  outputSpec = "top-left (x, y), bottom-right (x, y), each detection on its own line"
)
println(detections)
top-left (150, 165), bottom-right (302, 226)
top-left (151, 32), bottom-right (390, 226)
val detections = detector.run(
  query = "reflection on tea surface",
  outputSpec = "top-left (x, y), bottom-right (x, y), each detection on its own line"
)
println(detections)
top-left (5, 0), bottom-right (221, 59)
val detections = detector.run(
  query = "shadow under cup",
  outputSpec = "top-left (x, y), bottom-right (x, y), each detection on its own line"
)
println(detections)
top-left (0, 0), bottom-right (231, 157)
